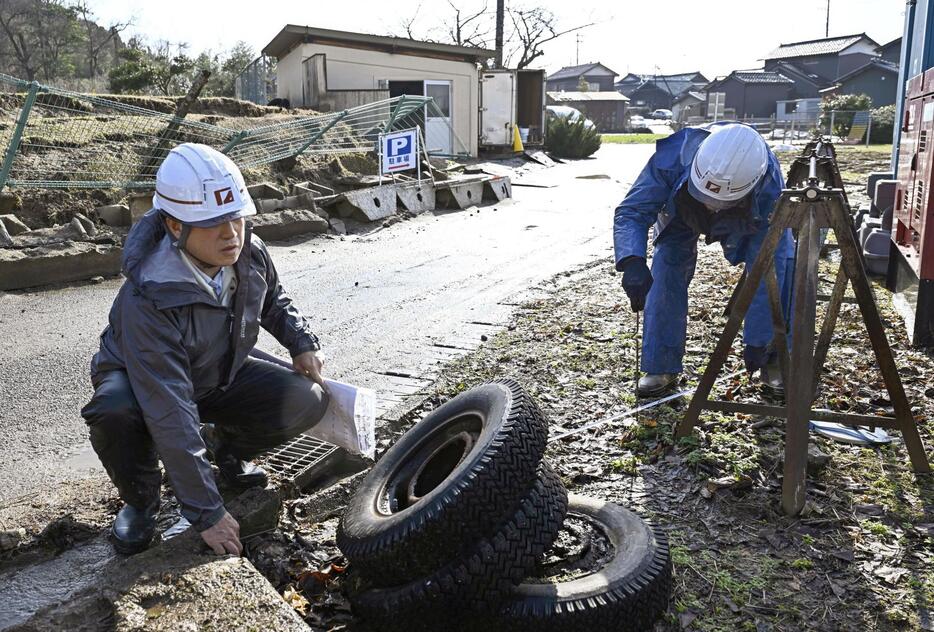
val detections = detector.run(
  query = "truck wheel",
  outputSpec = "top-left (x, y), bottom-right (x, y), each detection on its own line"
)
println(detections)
top-left (350, 462), bottom-right (568, 628)
top-left (338, 379), bottom-right (548, 586)
top-left (488, 495), bottom-right (672, 632)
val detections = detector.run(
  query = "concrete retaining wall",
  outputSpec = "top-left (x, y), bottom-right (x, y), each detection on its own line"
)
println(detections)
top-left (0, 242), bottom-right (122, 291)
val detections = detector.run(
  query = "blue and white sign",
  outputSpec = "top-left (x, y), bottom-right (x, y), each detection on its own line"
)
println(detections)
top-left (380, 128), bottom-right (419, 175)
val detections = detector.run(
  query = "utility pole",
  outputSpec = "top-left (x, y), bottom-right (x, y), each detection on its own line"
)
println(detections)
top-left (825, 0), bottom-right (830, 37)
top-left (494, 0), bottom-right (505, 68)
top-left (576, 33), bottom-right (580, 65)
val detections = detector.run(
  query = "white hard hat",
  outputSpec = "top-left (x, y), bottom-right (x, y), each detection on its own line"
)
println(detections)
top-left (153, 143), bottom-right (256, 226)
top-left (688, 124), bottom-right (768, 211)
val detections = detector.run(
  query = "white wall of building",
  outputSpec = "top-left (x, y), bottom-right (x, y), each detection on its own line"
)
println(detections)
top-left (277, 42), bottom-right (480, 155)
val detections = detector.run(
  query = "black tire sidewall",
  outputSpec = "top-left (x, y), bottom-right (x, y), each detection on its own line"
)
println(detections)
top-left (343, 382), bottom-right (512, 536)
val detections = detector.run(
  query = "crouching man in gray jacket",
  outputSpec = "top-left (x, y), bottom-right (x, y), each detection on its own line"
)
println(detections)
top-left (82, 143), bottom-right (329, 556)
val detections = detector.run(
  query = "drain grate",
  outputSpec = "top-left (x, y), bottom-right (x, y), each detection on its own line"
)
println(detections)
top-left (261, 433), bottom-right (341, 488)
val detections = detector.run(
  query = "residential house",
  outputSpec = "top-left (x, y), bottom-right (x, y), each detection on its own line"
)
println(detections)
top-left (762, 33), bottom-right (881, 100)
top-left (876, 37), bottom-right (902, 65)
top-left (704, 71), bottom-right (794, 118)
top-left (671, 91), bottom-right (705, 123)
top-left (262, 25), bottom-right (494, 156)
top-left (616, 72), bottom-right (708, 110)
top-left (546, 91), bottom-right (629, 132)
top-left (545, 63), bottom-right (618, 92)
top-left (820, 59), bottom-right (900, 106)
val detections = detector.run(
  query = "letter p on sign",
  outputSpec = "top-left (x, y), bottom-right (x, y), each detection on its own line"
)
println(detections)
top-left (389, 137), bottom-right (410, 156)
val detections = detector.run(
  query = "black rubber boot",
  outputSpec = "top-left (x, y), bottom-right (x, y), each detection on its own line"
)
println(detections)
top-left (111, 503), bottom-right (157, 555)
top-left (201, 424), bottom-right (269, 489)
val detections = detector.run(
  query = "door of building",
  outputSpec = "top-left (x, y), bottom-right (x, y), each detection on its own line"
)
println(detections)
top-left (424, 80), bottom-right (453, 154)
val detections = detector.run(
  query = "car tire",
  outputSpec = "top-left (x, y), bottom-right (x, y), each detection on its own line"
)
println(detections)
top-left (349, 462), bottom-right (568, 628)
top-left (486, 494), bottom-right (672, 632)
top-left (337, 378), bottom-right (549, 586)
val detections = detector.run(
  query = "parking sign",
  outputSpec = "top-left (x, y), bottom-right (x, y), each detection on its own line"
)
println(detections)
top-left (380, 128), bottom-right (419, 175)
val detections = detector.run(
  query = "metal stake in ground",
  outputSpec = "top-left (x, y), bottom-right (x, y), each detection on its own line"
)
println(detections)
top-left (634, 310), bottom-right (641, 425)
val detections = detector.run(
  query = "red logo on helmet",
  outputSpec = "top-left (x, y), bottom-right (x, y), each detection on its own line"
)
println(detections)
top-left (214, 187), bottom-right (234, 205)
top-left (705, 181), bottom-right (722, 193)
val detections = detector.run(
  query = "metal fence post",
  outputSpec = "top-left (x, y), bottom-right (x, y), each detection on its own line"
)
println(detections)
top-left (0, 81), bottom-right (41, 191)
top-left (384, 95), bottom-right (407, 132)
top-left (293, 110), bottom-right (350, 158)
top-left (221, 130), bottom-right (250, 155)
top-left (866, 114), bottom-right (873, 147)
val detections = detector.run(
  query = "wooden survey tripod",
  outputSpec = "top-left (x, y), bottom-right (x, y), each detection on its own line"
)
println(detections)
top-left (675, 138), bottom-right (930, 516)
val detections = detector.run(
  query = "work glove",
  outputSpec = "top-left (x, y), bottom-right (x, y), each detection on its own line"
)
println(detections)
top-left (620, 257), bottom-right (653, 312)
top-left (743, 345), bottom-right (769, 374)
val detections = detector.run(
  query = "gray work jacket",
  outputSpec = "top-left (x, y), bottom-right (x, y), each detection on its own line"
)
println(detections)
top-left (90, 210), bottom-right (320, 530)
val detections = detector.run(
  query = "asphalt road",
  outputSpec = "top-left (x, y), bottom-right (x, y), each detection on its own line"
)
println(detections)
top-left (0, 143), bottom-right (654, 504)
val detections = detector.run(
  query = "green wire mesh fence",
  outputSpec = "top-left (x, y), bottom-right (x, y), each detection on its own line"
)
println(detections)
top-left (0, 74), bottom-right (470, 191)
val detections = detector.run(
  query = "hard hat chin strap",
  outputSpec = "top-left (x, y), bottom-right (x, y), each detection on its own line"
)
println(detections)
top-left (177, 223), bottom-right (192, 252)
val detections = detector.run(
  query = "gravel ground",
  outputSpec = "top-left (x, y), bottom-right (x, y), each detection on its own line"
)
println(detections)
top-left (244, 144), bottom-right (933, 631)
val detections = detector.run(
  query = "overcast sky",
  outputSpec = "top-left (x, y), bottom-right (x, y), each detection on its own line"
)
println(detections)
top-left (90, 0), bottom-right (905, 79)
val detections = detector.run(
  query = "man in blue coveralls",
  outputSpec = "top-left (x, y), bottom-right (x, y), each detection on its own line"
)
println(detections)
top-left (614, 123), bottom-right (795, 397)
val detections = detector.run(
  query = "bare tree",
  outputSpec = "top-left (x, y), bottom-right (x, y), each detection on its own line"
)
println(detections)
top-left (33, 0), bottom-right (81, 81)
top-left (442, 0), bottom-right (490, 47)
top-left (0, 0), bottom-right (40, 80)
top-left (398, 0), bottom-right (424, 39)
top-left (507, 5), bottom-right (594, 69)
top-left (72, 0), bottom-right (131, 77)
top-left (394, 0), bottom-right (491, 47)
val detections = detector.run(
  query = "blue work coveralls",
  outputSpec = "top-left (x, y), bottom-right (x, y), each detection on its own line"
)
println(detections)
top-left (613, 126), bottom-right (795, 374)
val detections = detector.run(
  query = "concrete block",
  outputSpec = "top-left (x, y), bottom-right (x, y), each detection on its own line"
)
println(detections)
top-left (0, 221), bottom-right (11, 248)
top-left (329, 185), bottom-right (397, 222)
top-left (128, 192), bottom-right (153, 224)
top-left (482, 176), bottom-right (512, 203)
top-left (866, 171), bottom-right (894, 199)
top-left (278, 192), bottom-right (316, 211)
top-left (96, 204), bottom-right (131, 228)
top-left (251, 209), bottom-right (329, 242)
top-left (329, 218), bottom-right (347, 235)
top-left (113, 557), bottom-right (308, 632)
top-left (292, 180), bottom-right (334, 197)
top-left (872, 179), bottom-right (897, 217)
top-left (0, 192), bottom-right (20, 213)
top-left (0, 214), bottom-right (30, 235)
top-left (12, 222), bottom-right (87, 248)
top-left (255, 197), bottom-right (281, 214)
top-left (0, 488), bottom-right (284, 631)
top-left (73, 213), bottom-right (97, 237)
top-left (435, 179), bottom-right (485, 210)
top-left (0, 242), bottom-right (122, 291)
top-left (247, 182), bottom-right (286, 200)
top-left (396, 182), bottom-right (435, 214)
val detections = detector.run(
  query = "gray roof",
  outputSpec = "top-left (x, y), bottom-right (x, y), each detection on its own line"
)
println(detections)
top-left (771, 61), bottom-right (833, 88)
top-left (547, 62), bottom-right (618, 81)
top-left (765, 33), bottom-right (879, 60)
top-left (263, 25), bottom-right (495, 61)
top-left (834, 58), bottom-right (900, 84)
top-left (673, 91), bottom-right (705, 104)
top-left (876, 37), bottom-right (902, 54)
top-left (622, 75), bottom-right (708, 98)
top-left (731, 71), bottom-right (795, 84)
top-left (616, 71), bottom-right (707, 85)
top-left (547, 91), bottom-right (629, 102)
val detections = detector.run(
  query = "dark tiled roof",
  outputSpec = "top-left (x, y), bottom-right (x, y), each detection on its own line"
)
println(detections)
top-left (772, 61), bottom-right (833, 88)
top-left (622, 76), bottom-right (707, 98)
top-left (673, 91), bottom-right (705, 104)
top-left (616, 71), bottom-right (707, 85)
top-left (835, 58), bottom-right (900, 83)
top-left (732, 71), bottom-right (795, 84)
top-left (876, 37), bottom-right (902, 54)
top-left (765, 33), bottom-right (878, 60)
top-left (547, 62), bottom-right (617, 81)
